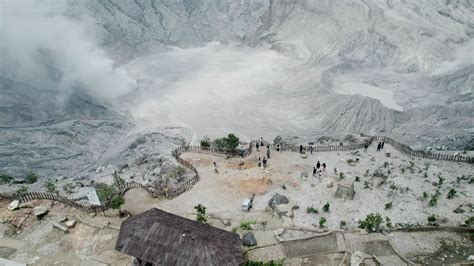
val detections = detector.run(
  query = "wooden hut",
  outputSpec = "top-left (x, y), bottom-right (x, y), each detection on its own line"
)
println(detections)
top-left (115, 208), bottom-right (244, 265)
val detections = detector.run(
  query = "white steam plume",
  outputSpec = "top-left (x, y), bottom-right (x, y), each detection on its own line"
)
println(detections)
top-left (0, 0), bottom-right (135, 99)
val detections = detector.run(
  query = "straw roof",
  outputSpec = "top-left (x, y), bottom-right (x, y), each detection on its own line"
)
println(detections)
top-left (115, 208), bottom-right (243, 265)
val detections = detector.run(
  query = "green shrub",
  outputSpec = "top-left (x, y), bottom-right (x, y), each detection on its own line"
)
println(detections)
top-left (194, 204), bottom-right (207, 223)
top-left (306, 206), bottom-right (318, 214)
top-left (339, 172), bottom-right (345, 179)
top-left (447, 188), bottom-right (457, 199)
top-left (428, 214), bottom-right (437, 225)
top-left (437, 176), bottom-right (445, 187)
top-left (214, 133), bottom-right (240, 150)
top-left (240, 221), bottom-right (256, 230)
top-left (43, 180), bottom-right (56, 194)
top-left (384, 202), bottom-right (393, 210)
top-left (323, 202), bottom-right (330, 213)
top-left (423, 191), bottom-right (428, 199)
top-left (200, 136), bottom-right (211, 148)
top-left (111, 195), bottom-right (125, 210)
top-left (340, 220), bottom-right (347, 228)
top-left (429, 194), bottom-right (438, 206)
top-left (358, 213), bottom-right (384, 232)
top-left (26, 172), bottom-right (38, 184)
top-left (319, 217), bottom-right (327, 228)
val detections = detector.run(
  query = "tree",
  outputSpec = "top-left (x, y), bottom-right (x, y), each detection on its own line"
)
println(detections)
top-left (111, 195), bottom-right (125, 211)
top-left (26, 172), bottom-right (38, 184)
top-left (225, 133), bottom-right (239, 150)
top-left (194, 203), bottom-right (207, 223)
top-left (200, 136), bottom-right (211, 149)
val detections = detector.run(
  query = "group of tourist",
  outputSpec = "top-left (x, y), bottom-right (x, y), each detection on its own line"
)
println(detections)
top-left (312, 160), bottom-right (326, 176)
top-left (376, 140), bottom-right (385, 151)
top-left (257, 137), bottom-right (271, 168)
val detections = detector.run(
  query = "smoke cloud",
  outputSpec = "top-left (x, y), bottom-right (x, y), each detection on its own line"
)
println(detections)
top-left (0, 0), bottom-right (135, 99)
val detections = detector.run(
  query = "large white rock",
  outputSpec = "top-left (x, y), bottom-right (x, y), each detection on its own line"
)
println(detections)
top-left (65, 220), bottom-right (77, 228)
top-left (7, 200), bottom-right (20, 211)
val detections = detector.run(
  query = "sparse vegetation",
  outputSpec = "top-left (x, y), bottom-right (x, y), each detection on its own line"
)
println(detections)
top-left (62, 183), bottom-right (74, 194)
top-left (43, 180), bottom-right (57, 194)
top-left (383, 161), bottom-right (389, 168)
top-left (437, 175), bottom-right (445, 187)
top-left (339, 172), bottom-right (345, 179)
top-left (113, 171), bottom-right (125, 186)
top-left (447, 188), bottom-right (457, 199)
top-left (306, 206), bottom-right (318, 214)
top-left (95, 183), bottom-right (116, 203)
top-left (240, 221), bottom-right (256, 230)
top-left (323, 202), bottom-right (330, 213)
top-left (319, 217), bottom-right (327, 228)
top-left (26, 172), bottom-right (38, 184)
top-left (194, 203), bottom-right (207, 223)
top-left (0, 173), bottom-right (13, 183)
top-left (465, 217), bottom-right (474, 227)
top-left (17, 186), bottom-right (28, 195)
top-left (384, 202), bottom-right (393, 210)
top-left (200, 136), bottom-right (211, 149)
top-left (429, 190), bottom-right (440, 206)
top-left (358, 213), bottom-right (384, 232)
top-left (423, 192), bottom-right (428, 199)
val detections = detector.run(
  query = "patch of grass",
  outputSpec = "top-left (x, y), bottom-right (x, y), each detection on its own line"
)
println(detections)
top-left (319, 217), bottom-right (327, 228)
top-left (322, 202), bottom-right (330, 213)
top-left (306, 206), bottom-right (318, 214)
top-left (26, 172), bottom-right (38, 184)
top-left (240, 221), bottom-right (256, 230)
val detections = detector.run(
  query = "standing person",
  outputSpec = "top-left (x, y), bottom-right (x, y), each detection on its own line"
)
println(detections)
top-left (263, 157), bottom-right (267, 168)
top-left (260, 137), bottom-right (264, 147)
top-left (258, 157), bottom-right (261, 167)
top-left (316, 161), bottom-right (321, 172)
top-left (364, 143), bottom-right (368, 152)
top-left (310, 144), bottom-right (314, 154)
top-left (381, 140), bottom-right (385, 149)
top-left (377, 142), bottom-right (381, 151)
top-left (267, 147), bottom-right (271, 159)
top-left (313, 166), bottom-right (317, 176)
top-left (299, 145), bottom-right (303, 154)
top-left (256, 142), bottom-right (260, 152)
top-left (322, 163), bottom-right (326, 171)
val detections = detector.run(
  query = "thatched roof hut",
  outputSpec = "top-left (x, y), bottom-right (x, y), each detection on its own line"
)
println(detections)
top-left (115, 208), bottom-right (244, 265)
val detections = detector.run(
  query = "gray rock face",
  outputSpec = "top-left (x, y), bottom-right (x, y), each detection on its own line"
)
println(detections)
top-left (242, 232), bottom-right (257, 247)
top-left (268, 193), bottom-right (289, 208)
